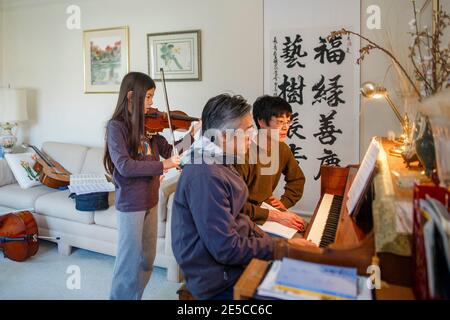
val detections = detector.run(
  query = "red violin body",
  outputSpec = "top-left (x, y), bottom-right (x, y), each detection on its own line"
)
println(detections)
top-left (144, 107), bottom-right (199, 134)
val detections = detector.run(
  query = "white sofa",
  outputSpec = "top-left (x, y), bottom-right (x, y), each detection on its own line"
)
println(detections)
top-left (0, 141), bottom-right (181, 282)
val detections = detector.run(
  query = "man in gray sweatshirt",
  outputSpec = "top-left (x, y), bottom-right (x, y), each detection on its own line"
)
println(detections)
top-left (171, 94), bottom-right (315, 300)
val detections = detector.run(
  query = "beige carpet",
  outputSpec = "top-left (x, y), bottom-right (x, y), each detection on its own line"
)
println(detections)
top-left (0, 241), bottom-right (180, 300)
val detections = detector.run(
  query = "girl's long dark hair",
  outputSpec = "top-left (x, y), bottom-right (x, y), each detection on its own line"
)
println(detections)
top-left (103, 72), bottom-right (155, 175)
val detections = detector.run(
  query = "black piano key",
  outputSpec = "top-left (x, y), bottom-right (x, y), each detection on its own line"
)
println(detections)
top-left (319, 240), bottom-right (329, 247)
top-left (322, 241), bottom-right (332, 247)
top-left (319, 194), bottom-right (344, 248)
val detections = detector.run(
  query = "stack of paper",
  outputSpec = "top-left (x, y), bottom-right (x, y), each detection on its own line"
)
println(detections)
top-left (257, 258), bottom-right (372, 300)
top-left (68, 173), bottom-right (115, 195)
top-left (420, 196), bottom-right (450, 298)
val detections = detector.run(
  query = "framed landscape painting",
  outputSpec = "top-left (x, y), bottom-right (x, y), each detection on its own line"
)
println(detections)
top-left (83, 26), bottom-right (129, 93)
top-left (147, 30), bottom-right (201, 81)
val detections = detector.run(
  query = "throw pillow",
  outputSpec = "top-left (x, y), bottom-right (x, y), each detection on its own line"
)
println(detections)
top-left (4, 153), bottom-right (42, 189)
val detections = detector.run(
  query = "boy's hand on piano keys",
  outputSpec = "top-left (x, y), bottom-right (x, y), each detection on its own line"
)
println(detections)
top-left (268, 210), bottom-right (306, 231)
top-left (288, 238), bottom-right (317, 248)
top-left (268, 196), bottom-right (287, 211)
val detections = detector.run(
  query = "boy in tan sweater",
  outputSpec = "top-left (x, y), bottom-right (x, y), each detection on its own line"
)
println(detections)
top-left (235, 95), bottom-right (306, 231)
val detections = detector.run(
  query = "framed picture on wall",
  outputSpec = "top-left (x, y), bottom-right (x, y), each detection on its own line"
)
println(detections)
top-left (83, 26), bottom-right (129, 93)
top-left (147, 30), bottom-right (202, 81)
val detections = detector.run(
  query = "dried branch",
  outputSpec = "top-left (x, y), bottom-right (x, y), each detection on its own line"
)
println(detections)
top-left (327, 4), bottom-right (449, 99)
top-left (412, 0), bottom-right (428, 92)
top-left (328, 28), bottom-right (422, 99)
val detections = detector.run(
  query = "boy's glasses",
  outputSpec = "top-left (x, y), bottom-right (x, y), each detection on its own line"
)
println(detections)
top-left (274, 120), bottom-right (293, 128)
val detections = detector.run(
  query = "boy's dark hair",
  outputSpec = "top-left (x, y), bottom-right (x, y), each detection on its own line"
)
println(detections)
top-left (252, 95), bottom-right (292, 129)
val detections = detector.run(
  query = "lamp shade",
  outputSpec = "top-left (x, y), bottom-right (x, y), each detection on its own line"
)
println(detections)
top-left (0, 88), bottom-right (28, 122)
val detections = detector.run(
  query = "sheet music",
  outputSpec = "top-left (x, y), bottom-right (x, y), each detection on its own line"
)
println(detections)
top-left (259, 202), bottom-right (298, 239)
top-left (257, 260), bottom-right (373, 300)
top-left (346, 138), bottom-right (380, 215)
top-left (261, 201), bottom-right (280, 212)
top-left (68, 173), bottom-right (115, 195)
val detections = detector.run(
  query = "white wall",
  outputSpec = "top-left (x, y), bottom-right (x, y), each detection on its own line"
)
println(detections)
top-left (0, 1), bottom-right (4, 87)
top-left (1, 0), bottom-right (263, 148)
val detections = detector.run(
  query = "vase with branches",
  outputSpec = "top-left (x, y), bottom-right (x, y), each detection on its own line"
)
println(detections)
top-left (328, 0), bottom-right (449, 179)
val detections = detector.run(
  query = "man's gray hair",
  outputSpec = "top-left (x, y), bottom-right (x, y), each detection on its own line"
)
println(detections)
top-left (201, 94), bottom-right (251, 133)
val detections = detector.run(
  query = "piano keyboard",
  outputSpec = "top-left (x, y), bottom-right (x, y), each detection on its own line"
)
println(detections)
top-left (307, 193), bottom-right (343, 247)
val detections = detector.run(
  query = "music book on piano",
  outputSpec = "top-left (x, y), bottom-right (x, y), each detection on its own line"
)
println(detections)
top-left (259, 202), bottom-right (298, 239)
top-left (346, 138), bottom-right (380, 216)
top-left (257, 258), bottom-right (372, 300)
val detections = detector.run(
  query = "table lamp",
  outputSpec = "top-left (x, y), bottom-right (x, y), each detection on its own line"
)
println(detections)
top-left (360, 82), bottom-right (411, 155)
top-left (0, 88), bottom-right (28, 153)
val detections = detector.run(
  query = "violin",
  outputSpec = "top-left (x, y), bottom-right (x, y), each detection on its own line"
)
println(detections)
top-left (0, 210), bottom-right (60, 261)
top-left (22, 143), bottom-right (71, 189)
top-left (145, 68), bottom-right (199, 156)
top-left (144, 107), bottom-right (199, 134)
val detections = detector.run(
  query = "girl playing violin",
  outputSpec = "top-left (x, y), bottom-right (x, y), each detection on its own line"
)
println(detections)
top-left (103, 71), bottom-right (198, 300)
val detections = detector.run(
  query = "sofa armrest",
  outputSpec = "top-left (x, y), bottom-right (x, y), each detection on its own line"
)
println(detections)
top-left (164, 192), bottom-right (176, 257)
top-left (0, 159), bottom-right (16, 187)
top-left (158, 174), bottom-right (179, 222)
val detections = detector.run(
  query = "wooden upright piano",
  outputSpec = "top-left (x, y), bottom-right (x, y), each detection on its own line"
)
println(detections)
top-left (274, 164), bottom-right (376, 274)
top-left (234, 139), bottom-right (420, 300)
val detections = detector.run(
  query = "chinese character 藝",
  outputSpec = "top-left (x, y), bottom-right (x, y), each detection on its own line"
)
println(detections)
top-left (281, 34), bottom-right (308, 68)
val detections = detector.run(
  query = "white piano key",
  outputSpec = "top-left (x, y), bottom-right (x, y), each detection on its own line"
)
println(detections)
top-left (307, 193), bottom-right (334, 246)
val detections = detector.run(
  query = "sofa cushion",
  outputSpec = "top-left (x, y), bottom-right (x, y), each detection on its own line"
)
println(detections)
top-left (157, 174), bottom-right (179, 223)
top-left (41, 142), bottom-right (88, 174)
top-left (35, 189), bottom-right (94, 224)
top-left (166, 193), bottom-right (175, 225)
top-left (94, 205), bottom-right (166, 238)
top-left (158, 220), bottom-right (166, 238)
top-left (156, 237), bottom-right (165, 254)
top-left (0, 206), bottom-right (16, 215)
top-left (81, 147), bottom-right (107, 175)
top-left (164, 193), bottom-right (175, 255)
top-left (94, 206), bottom-right (116, 229)
top-left (0, 183), bottom-right (56, 209)
top-left (93, 192), bottom-right (116, 228)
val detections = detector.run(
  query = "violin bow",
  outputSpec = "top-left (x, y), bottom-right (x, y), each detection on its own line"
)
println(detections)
top-left (160, 68), bottom-right (179, 157)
